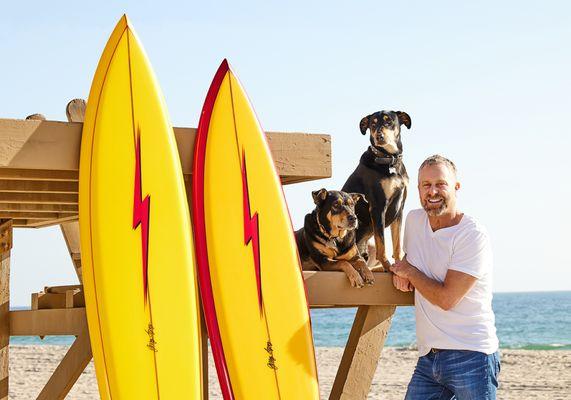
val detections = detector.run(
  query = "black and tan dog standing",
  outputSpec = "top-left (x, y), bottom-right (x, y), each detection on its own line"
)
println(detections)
top-left (295, 189), bottom-right (375, 288)
top-left (342, 110), bottom-right (412, 271)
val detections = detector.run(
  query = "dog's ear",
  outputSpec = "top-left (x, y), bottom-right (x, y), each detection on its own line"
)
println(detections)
top-left (396, 111), bottom-right (411, 129)
top-left (350, 193), bottom-right (367, 205)
top-left (312, 188), bottom-right (328, 206)
top-left (359, 115), bottom-right (370, 135)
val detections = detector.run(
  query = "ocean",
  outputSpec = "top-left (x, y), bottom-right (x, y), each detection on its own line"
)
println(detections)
top-left (10, 291), bottom-right (571, 350)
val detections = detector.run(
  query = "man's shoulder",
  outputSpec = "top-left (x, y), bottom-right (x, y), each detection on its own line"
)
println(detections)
top-left (406, 208), bottom-right (426, 224)
top-left (455, 214), bottom-right (491, 248)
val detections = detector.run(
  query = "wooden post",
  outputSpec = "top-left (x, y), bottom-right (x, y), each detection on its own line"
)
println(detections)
top-left (36, 324), bottom-right (92, 400)
top-left (329, 305), bottom-right (396, 400)
top-left (60, 99), bottom-right (87, 283)
top-left (0, 220), bottom-right (13, 400)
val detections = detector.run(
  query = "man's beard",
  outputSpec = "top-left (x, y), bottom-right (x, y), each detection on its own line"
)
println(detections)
top-left (422, 197), bottom-right (447, 216)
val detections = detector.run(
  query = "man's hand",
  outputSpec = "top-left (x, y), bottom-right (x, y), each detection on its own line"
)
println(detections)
top-left (390, 257), bottom-right (417, 280)
top-left (393, 274), bottom-right (414, 292)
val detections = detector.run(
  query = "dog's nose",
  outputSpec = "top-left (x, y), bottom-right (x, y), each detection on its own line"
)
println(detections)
top-left (378, 134), bottom-right (385, 141)
top-left (348, 214), bottom-right (357, 223)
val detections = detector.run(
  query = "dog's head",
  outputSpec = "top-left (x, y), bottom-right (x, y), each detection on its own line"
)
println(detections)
top-left (360, 110), bottom-right (411, 155)
top-left (311, 189), bottom-right (366, 238)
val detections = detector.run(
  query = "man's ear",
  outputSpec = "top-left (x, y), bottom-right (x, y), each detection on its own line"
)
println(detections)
top-left (396, 111), bottom-right (412, 129)
top-left (359, 115), bottom-right (371, 135)
top-left (350, 193), bottom-right (367, 205)
top-left (455, 181), bottom-right (461, 191)
top-left (312, 188), bottom-right (328, 206)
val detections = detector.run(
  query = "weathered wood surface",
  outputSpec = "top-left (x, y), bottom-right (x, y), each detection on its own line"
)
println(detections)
top-left (304, 271), bottom-right (414, 306)
top-left (9, 308), bottom-right (86, 336)
top-left (60, 100), bottom-right (85, 282)
top-left (0, 118), bottom-right (330, 179)
top-left (0, 220), bottom-right (12, 400)
top-left (36, 324), bottom-right (92, 400)
top-left (329, 305), bottom-right (397, 400)
top-left (0, 118), bottom-right (330, 227)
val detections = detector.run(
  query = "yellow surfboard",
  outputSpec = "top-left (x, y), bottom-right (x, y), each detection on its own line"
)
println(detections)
top-left (79, 15), bottom-right (201, 399)
top-left (192, 60), bottom-right (319, 399)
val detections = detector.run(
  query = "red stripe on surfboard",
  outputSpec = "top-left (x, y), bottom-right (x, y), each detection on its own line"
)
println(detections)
top-left (192, 59), bottom-right (235, 400)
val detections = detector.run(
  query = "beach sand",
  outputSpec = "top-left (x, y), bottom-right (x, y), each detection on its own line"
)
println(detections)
top-left (8, 346), bottom-right (570, 399)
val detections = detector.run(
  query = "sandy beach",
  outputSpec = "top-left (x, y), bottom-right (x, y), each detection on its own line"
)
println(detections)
top-left (8, 345), bottom-right (570, 399)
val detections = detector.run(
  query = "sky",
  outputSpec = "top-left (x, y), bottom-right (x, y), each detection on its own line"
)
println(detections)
top-left (1, 1), bottom-right (570, 306)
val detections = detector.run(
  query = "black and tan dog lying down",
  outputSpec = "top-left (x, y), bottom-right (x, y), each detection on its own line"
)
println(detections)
top-left (295, 189), bottom-right (375, 288)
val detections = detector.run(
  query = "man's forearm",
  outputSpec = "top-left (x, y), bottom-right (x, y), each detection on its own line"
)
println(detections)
top-left (407, 268), bottom-right (454, 310)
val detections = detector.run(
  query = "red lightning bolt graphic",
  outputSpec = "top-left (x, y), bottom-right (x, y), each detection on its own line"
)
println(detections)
top-left (241, 151), bottom-right (262, 313)
top-left (132, 133), bottom-right (151, 302)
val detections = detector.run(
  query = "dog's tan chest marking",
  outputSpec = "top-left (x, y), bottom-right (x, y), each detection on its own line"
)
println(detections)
top-left (336, 245), bottom-right (358, 261)
top-left (311, 240), bottom-right (337, 259)
top-left (380, 176), bottom-right (407, 200)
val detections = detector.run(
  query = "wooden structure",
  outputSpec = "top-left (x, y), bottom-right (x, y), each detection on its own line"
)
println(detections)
top-left (0, 101), bottom-right (413, 399)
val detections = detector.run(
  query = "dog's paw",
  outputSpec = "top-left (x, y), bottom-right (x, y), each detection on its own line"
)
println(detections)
top-left (371, 260), bottom-right (392, 273)
top-left (346, 269), bottom-right (365, 288)
top-left (359, 267), bottom-right (375, 285)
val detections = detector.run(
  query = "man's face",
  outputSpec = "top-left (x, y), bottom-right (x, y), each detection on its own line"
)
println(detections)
top-left (418, 163), bottom-right (460, 217)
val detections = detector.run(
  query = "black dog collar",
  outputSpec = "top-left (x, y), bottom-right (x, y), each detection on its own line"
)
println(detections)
top-left (369, 146), bottom-right (402, 168)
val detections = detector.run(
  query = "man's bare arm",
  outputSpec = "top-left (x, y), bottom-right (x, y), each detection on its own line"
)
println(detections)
top-left (390, 258), bottom-right (477, 310)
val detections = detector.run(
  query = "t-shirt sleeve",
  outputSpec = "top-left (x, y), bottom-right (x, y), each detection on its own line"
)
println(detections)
top-left (449, 227), bottom-right (492, 279)
top-left (403, 210), bottom-right (422, 265)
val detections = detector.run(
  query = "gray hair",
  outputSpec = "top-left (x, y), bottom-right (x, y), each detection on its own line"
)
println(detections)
top-left (419, 154), bottom-right (457, 177)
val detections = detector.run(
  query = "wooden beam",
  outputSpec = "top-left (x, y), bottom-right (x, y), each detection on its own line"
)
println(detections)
top-left (0, 203), bottom-right (77, 213)
top-left (0, 180), bottom-right (77, 194)
top-left (329, 305), bottom-right (396, 400)
top-left (0, 118), bottom-right (331, 183)
top-left (0, 192), bottom-right (77, 205)
top-left (0, 220), bottom-right (12, 400)
top-left (36, 325), bottom-right (92, 400)
top-left (0, 211), bottom-right (62, 220)
top-left (25, 215), bottom-right (78, 228)
top-left (9, 308), bottom-right (86, 336)
top-left (61, 100), bottom-right (85, 283)
top-left (0, 168), bottom-right (77, 181)
top-left (304, 272), bottom-right (414, 306)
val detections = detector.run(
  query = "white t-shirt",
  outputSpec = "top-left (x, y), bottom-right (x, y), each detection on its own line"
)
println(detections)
top-left (404, 209), bottom-right (499, 356)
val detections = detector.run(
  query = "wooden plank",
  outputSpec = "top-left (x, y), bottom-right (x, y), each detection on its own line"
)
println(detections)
top-left (0, 119), bottom-right (331, 183)
top-left (0, 220), bottom-right (12, 400)
top-left (61, 100), bottom-right (85, 283)
top-left (9, 308), bottom-right (86, 336)
top-left (0, 180), bottom-right (77, 193)
top-left (36, 325), bottom-right (92, 400)
top-left (0, 203), bottom-right (77, 213)
top-left (303, 272), bottom-right (414, 306)
top-left (45, 285), bottom-right (82, 294)
top-left (0, 168), bottom-right (77, 181)
top-left (329, 305), bottom-right (396, 400)
top-left (0, 211), bottom-right (61, 220)
top-left (25, 215), bottom-right (78, 228)
top-left (33, 291), bottom-right (84, 310)
top-left (0, 192), bottom-right (77, 204)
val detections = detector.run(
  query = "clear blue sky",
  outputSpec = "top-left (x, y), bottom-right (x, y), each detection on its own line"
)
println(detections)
top-left (2, 1), bottom-right (570, 305)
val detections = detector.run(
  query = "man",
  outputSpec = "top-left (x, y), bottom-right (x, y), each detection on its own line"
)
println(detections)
top-left (390, 155), bottom-right (500, 400)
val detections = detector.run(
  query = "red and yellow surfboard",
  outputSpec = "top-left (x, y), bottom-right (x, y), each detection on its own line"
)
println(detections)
top-left (192, 60), bottom-right (319, 399)
top-left (79, 15), bottom-right (202, 399)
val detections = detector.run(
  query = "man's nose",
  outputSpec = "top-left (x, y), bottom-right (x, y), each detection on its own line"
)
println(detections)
top-left (428, 186), bottom-right (438, 195)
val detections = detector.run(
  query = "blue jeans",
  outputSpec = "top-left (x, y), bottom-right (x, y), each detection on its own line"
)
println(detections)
top-left (405, 350), bottom-right (500, 400)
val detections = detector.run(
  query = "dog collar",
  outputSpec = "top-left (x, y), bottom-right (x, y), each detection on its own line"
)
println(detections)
top-left (369, 146), bottom-right (401, 172)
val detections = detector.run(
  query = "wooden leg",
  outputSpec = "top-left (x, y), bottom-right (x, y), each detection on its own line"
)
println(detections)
top-left (329, 305), bottom-right (396, 400)
top-left (0, 220), bottom-right (13, 400)
top-left (61, 99), bottom-right (87, 283)
top-left (60, 222), bottom-right (83, 283)
top-left (36, 325), bottom-right (92, 400)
